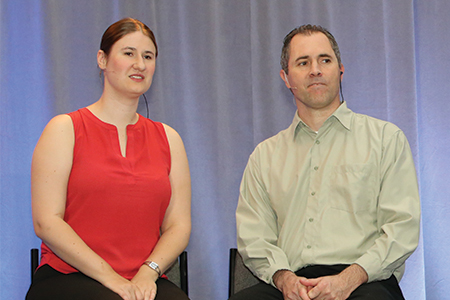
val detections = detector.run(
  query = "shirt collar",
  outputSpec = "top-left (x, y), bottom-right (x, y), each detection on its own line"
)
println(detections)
top-left (331, 101), bottom-right (352, 131)
top-left (291, 101), bottom-right (353, 138)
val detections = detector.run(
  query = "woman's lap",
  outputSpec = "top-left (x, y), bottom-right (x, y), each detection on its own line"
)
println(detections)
top-left (26, 265), bottom-right (189, 300)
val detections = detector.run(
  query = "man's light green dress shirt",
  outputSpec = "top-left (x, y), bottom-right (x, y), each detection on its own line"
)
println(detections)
top-left (236, 102), bottom-right (420, 286)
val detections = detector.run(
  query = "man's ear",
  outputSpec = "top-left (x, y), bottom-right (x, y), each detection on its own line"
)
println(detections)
top-left (339, 64), bottom-right (345, 80)
top-left (97, 50), bottom-right (107, 70)
top-left (280, 70), bottom-right (291, 89)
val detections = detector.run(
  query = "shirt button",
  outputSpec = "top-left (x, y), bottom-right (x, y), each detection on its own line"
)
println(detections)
top-left (315, 140), bottom-right (320, 144)
top-left (311, 191), bottom-right (316, 196)
top-left (307, 245), bottom-right (312, 249)
top-left (309, 218), bottom-right (314, 222)
top-left (314, 166), bottom-right (318, 171)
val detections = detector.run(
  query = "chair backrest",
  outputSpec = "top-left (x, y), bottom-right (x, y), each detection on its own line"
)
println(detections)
top-left (31, 248), bottom-right (188, 295)
top-left (31, 248), bottom-right (39, 283)
top-left (165, 251), bottom-right (189, 295)
top-left (228, 248), bottom-right (261, 297)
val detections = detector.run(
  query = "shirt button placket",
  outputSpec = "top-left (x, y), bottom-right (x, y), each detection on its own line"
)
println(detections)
top-left (304, 136), bottom-right (321, 259)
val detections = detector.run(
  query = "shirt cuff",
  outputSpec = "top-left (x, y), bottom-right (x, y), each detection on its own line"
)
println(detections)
top-left (266, 264), bottom-right (293, 287)
top-left (354, 255), bottom-right (391, 282)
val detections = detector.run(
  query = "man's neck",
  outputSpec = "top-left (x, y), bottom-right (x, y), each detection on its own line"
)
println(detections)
top-left (296, 101), bottom-right (341, 132)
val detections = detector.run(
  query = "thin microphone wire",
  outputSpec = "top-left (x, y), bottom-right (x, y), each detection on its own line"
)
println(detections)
top-left (98, 69), bottom-right (150, 117)
top-left (142, 93), bottom-right (149, 118)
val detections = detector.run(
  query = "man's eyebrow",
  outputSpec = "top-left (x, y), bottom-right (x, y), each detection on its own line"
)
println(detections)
top-left (294, 55), bottom-right (310, 63)
top-left (294, 53), bottom-right (333, 62)
top-left (318, 53), bottom-right (333, 59)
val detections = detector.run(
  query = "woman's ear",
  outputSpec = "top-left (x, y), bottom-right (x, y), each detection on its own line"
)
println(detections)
top-left (97, 50), bottom-right (107, 70)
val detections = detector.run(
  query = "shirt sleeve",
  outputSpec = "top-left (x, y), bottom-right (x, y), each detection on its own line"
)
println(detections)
top-left (236, 151), bottom-right (292, 286)
top-left (355, 129), bottom-right (421, 282)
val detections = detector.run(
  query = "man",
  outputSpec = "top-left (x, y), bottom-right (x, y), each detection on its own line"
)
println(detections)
top-left (232, 25), bottom-right (420, 300)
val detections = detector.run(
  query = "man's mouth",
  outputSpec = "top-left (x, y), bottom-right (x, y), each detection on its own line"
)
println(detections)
top-left (308, 82), bottom-right (325, 88)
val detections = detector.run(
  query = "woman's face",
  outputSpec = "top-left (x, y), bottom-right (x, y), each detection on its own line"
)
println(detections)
top-left (98, 30), bottom-right (157, 98)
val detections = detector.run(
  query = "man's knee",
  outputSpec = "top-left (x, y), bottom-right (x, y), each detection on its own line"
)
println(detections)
top-left (349, 276), bottom-right (404, 300)
top-left (229, 282), bottom-right (283, 300)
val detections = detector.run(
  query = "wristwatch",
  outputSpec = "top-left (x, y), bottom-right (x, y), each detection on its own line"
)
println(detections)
top-left (143, 260), bottom-right (161, 276)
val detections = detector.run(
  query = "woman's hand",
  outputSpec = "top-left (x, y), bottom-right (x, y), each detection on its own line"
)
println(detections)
top-left (130, 265), bottom-right (159, 300)
top-left (103, 273), bottom-right (146, 300)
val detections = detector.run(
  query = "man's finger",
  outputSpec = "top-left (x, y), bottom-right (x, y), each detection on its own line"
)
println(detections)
top-left (308, 287), bottom-right (320, 299)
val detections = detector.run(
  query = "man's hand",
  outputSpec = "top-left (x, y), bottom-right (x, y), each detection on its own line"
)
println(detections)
top-left (299, 264), bottom-right (368, 300)
top-left (273, 270), bottom-right (312, 300)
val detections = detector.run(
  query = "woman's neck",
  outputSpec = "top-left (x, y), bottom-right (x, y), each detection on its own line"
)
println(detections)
top-left (87, 94), bottom-right (140, 128)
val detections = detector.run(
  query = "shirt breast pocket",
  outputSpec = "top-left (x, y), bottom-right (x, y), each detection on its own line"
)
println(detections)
top-left (327, 164), bottom-right (377, 212)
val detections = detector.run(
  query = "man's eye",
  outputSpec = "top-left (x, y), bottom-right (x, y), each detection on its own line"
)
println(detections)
top-left (124, 52), bottom-right (133, 56)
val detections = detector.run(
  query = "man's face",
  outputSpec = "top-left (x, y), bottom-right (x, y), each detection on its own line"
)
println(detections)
top-left (281, 32), bottom-right (344, 111)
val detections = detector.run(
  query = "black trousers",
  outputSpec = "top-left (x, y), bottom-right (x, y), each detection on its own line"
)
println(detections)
top-left (26, 265), bottom-right (189, 300)
top-left (229, 264), bottom-right (405, 300)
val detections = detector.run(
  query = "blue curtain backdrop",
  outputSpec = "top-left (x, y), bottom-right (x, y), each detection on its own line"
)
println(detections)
top-left (0, 1), bottom-right (448, 299)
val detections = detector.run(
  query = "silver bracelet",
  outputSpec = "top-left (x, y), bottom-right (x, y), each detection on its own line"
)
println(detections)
top-left (143, 260), bottom-right (161, 276)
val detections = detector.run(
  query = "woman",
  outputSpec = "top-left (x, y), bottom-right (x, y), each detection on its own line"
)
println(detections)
top-left (26, 18), bottom-right (191, 300)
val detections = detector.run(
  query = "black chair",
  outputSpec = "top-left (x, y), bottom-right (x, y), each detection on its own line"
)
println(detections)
top-left (228, 248), bottom-right (261, 297)
top-left (166, 250), bottom-right (189, 295)
top-left (31, 248), bottom-right (189, 295)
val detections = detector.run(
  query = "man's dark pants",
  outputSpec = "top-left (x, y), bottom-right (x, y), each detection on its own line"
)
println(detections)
top-left (229, 264), bottom-right (405, 300)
